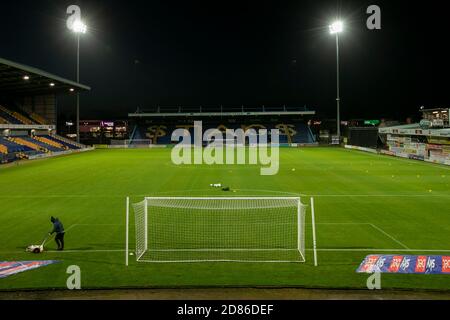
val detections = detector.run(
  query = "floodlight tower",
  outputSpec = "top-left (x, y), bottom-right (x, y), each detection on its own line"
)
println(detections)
top-left (70, 20), bottom-right (87, 143)
top-left (329, 21), bottom-right (343, 141)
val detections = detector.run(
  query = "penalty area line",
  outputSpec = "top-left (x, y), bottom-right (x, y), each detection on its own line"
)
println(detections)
top-left (369, 223), bottom-right (410, 250)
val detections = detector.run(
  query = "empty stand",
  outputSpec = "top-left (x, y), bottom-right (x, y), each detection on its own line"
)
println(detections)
top-left (21, 136), bottom-right (64, 152)
top-left (0, 105), bottom-right (35, 125)
top-left (43, 135), bottom-right (82, 150)
top-left (12, 111), bottom-right (33, 125)
top-left (8, 137), bottom-right (48, 153)
top-left (28, 112), bottom-right (47, 125)
top-left (131, 120), bottom-right (317, 145)
top-left (0, 106), bottom-right (22, 124)
top-left (34, 136), bottom-right (68, 151)
top-left (0, 137), bottom-right (34, 153)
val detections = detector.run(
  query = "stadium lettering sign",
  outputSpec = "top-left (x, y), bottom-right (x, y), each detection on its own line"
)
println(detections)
top-left (171, 121), bottom-right (280, 176)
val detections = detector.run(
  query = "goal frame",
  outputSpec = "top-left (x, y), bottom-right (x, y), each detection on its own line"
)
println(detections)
top-left (125, 196), bottom-right (317, 265)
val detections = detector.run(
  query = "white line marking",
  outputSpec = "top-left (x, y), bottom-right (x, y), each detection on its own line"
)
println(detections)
top-left (307, 222), bottom-right (411, 250)
top-left (304, 194), bottom-right (450, 198)
top-left (369, 224), bottom-right (410, 250)
top-left (307, 249), bottom-right (450, 253)
top-left (2, 248), bottom-right (450, 255)
top-left (2, 193), bottom-right (449, 199)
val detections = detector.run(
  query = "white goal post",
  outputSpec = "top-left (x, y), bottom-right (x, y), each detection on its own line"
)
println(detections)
top-left (125, 197), bottom-right (318, 264)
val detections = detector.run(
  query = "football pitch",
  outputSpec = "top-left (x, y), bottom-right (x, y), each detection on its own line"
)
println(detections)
top-left (0, 147), bottom-right (449, 291)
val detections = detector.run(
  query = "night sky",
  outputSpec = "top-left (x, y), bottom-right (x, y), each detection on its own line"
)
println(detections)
top-left (1, 0), bottom-right (448, 121)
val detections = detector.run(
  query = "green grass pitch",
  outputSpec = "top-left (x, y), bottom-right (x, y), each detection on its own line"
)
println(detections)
top-left (0, 147), bottom-right (449, 291)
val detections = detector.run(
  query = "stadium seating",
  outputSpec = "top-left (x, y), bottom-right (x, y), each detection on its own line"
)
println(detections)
top-left (0, 102), bottom-right (87, 165)
top-left (0, 106), bottom-right (23, 124)
top-left (0, 137), bottom-right (34, 153)
top-left (21, 136), bottom-right (65, 152)
top-left (8, 137), bottom-right (48, 152)
top-left (131, 121), bottom-right (317, 145)
top-left (0, 105), bottom-right (37, 125)
top-left (27, 112), bottom-right (47, 125)
top-left (0, 137), bottom-right (47, 164)
top-left (42, 135), bottom-right (81, 150)
top-left (34, 136), bottom-right (68, 151)
top-left (292, 122), bottom-right (315, 144)
top-left (0, 143), bottom-right (7, 154)
top-left (0, 133), bottom-right (87, 164)
top-left (12, 111), bottom-right (33, 125)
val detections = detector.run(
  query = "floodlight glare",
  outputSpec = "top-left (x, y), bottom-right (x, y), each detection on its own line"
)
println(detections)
top-left (23, 75), bottom-right (30, 80)
top-left (50, 83), bottom-right (55, 87)
top-left (329, 21), bottom-right (343, 34)
top-left (72, 20), bottom-right (87, 34)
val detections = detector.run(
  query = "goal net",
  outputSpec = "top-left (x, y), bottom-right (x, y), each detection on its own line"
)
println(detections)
top-left (131, 197), bottom-right (306, 263)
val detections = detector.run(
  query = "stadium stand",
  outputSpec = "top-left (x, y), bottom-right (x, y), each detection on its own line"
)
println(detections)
top-left (0, 143), bottom-right (7, 154)
top-left (0, 133), bottom-right (86, 164)
top-left (0, 137), bottom-right (43, 164)
top-left (0, 57), bottom-right (92, 164)
top-left (27, 111), bottom-right (47, 125)
top-left (0, 105), bottom-right (37, 125)
top-left (12, 111), bottom-right (34, 125)
top-left (0, 137), bottom-right (34, 153)
top-left (24, 136), bottom-right (64, 152)
top-left (34, 136), bottom-right (68, 150)
top-left (8, 137), bottom-right (47, 152)
top-left (42, 135), bottom-right (82, 150)
top-left (127, 106), bottom-right (317, 146)
top-left (130, 120), bottom-right (316, 145)
top-left (0, 105), bottom-right (23, 124)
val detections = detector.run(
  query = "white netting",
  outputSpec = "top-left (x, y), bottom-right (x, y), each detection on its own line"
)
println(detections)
top-left (132, 197), bottom-right (306, 263)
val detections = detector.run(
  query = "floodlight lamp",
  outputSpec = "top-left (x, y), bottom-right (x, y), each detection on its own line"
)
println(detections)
top-left (23, 75), bottom-right (30, 80)
top-left (72, 20), bottom-right (87, 34)
top-left (329, 21), bottom-right (343, 34)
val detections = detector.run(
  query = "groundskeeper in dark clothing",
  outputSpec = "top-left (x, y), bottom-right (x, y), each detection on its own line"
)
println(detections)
top-left (50, 217), bottom-right (65, 251)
